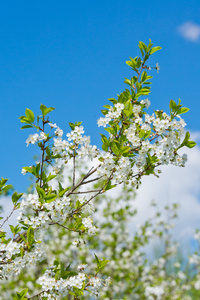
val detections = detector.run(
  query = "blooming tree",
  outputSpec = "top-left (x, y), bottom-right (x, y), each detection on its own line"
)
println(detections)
top-left (0, 40), bottom-right (196, 299)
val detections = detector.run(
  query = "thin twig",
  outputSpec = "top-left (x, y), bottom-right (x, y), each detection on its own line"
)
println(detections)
top-left (66, 164), bottom-right (101, 197)
top-left (0, 260), bottom-right (14, 265)
top-left (71, 189), bottom-right (102, 194)
top-left (68, 174), bottom-right (112, 218)
top-left (49, 221), bottom-right (82, 233)
top-left (40, 120), bottom-right (46, 188)
top-left (72, 154), bottom-right (76, 187)
top-left (134, 62), bottom-right (145, 93)
top-left (28, 290), bottom-right (45, 299)
top-left (81, 176), bottom-right (101, 185)
top-left (0, 206), bottom-right (16, 229)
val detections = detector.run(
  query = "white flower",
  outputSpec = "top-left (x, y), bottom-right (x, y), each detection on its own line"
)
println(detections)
top-left (48, 123), bottom-right (57, 128)
top-left (55, 127), bottom-right (63, 137)
top-left (26, 133), bottom-right (39, 146)
top-left (82, 217), bottom-right (93, 228)
top-left (132, 104), bottom-right (141, 114)
top-left (74, 126), bottom-right (84, 135)
top-left (39, 132), bottom-right (47, 140)
top-left (77, 264), bottom-right (87, 271)
top-left (141, 98), bottom-right (151, 108)
top-left (156, 62), bottom-right (160, 73)
top-left (21, 168), bottom-right (27, 175)
top-left (114, 103), bottom-right (124, 111)
top-left (97, 117), bottom-right (110, 127)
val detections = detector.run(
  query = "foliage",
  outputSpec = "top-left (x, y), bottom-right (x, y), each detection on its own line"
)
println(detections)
top-left (0, 40), bottom-right (197, 299)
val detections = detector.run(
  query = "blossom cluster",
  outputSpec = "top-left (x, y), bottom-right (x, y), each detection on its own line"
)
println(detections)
top-left (97, 100), bottom-right (188, 187)
top-left (0, 41), bottom-right (196, 299)
top-left (52, 124), bottom-right (99, 162)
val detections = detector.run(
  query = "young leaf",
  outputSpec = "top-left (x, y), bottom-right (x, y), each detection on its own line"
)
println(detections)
top-left (177, 107), bottom-right (190, 115)
top-left (149, 46), bottom-right (162, 55)
top-left (27, 227), bottom-right (34, 244)
top-left (40, 104), bottom-right (55, 116)
top-left (12, 192), bottom-right (23, 204)
top-left (20, 125), bottom-right (33, 129)
top-left (25, 108), bottom-right (35, 122)
top-left (44, 193), bottom-right (57, 202)
top-left (104, 180), bottom-right (116, 191)
top-left (185, 140), bottom-right (196, 148)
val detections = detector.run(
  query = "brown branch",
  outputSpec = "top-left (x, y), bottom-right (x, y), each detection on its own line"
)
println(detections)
top-left (40, 120), bottom-right (46, 188)
top-left (49, 221), bottom-right (82, 233)
top-left (28, 290), bottom-right (45, 299)
top-left (70, 189), bottom-right (102, 194)
top-left (0, 206), bottom-right (16, 229)
top-left (65, 164), bottom-right (101, 197)
top-left (134, 62), bottom-right (145, 93)
top-left (68, 174), bottom-right (113, 218)
top-left (81, 176), bottom-right (102, 185)
top-left (72, 154), bottom-right (76, 187)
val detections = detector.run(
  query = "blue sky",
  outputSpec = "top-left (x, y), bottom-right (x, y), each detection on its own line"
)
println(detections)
top-left (0, 0), bottom-right (200, 192)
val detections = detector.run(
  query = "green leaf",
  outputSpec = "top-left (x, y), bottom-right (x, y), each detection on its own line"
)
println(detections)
top-left (46, 174), bottom-right (57, 182)
top-left (94, 254), bottom-right (109, 273)
top-left (59, 187), bottom-right (70, 197)
top-left (103, 105), bottom-right (111, 109)
top-left (40, 104), bottom-right (55, 116)
top-left (100, 134), bottom-right (109, 151)
top-left (185, 141), bottom-right (196, 148)
top-left (2, 184), bottom-right (13, 193)
top-left (25, 108), bottom-right (35, 122)
top-left (178, 131), bottom-right (195, 150)
top-left (169, 100), bottom-right (177, 112)
top-left (108, 98), bottom-right (117, 104)
top-left (69, 121), bottom-right (82, 130)
top-left (94, 253), bottom-right (100, 264)
top-left (27, 227), bottom-right (34, 244)
top-left (102, 143), bottom-right (109, 152)
top-left (9, 225), bottom-right (21, 235)
top-left (22, 167), bottom-right (34, 174)
top-left (97, 259), bottom-right (109, 270)
top-left (184, 131), bottom-right (190, 142)
top-left (105, 127), bottom-right (116, 135)
top-left (44, 193), bottom-right (57, 202)
top-left (136, 57), bottom-right (141, 68)
top-left (20, 125), bottom-right (33, 129)
top-left (9, 225), bottom-right (15, 234)
top-left (138, 41), bottom-right (147, 52)
top-left (17, 288), bottom-right (28, 298)
top-left (124, 100), bottom-right (133, 117)
top-left (63, 271), bottom-right (78, 279)
top-left (101, 109), bottom-right (108, 116)
top-left (35, 163), bottom-right (40, 175)
top-left (36, 186), bottom-right (45, 198)
top-left (111, 142), bottom-right (120, 156)
top-left (20, 234), bottom-right (27, 243)
top-left (140, 71), bottom-right (147, 82)
top-left (12, 192), bottom-right (23, 204)
top-left (177, 107), bottom-right (190, 115)
top-left (149, 46), bottom-right (162, 55)
top-left (126, 56), bottom-right (138, 69)
top-left (19, 116), bottom-right (32, 124)
top-left (104, 180), bottom-right (116, 191)
top-left (124, 78), bottom-right (132, 86)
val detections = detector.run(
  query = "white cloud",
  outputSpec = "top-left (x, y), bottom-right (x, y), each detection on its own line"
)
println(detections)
top-left (134, 144), bottom-right (200, 238)
top-left (178, 22), bottom-right (200, 42)
top-left (101, 139), bottom-right (200, 250)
